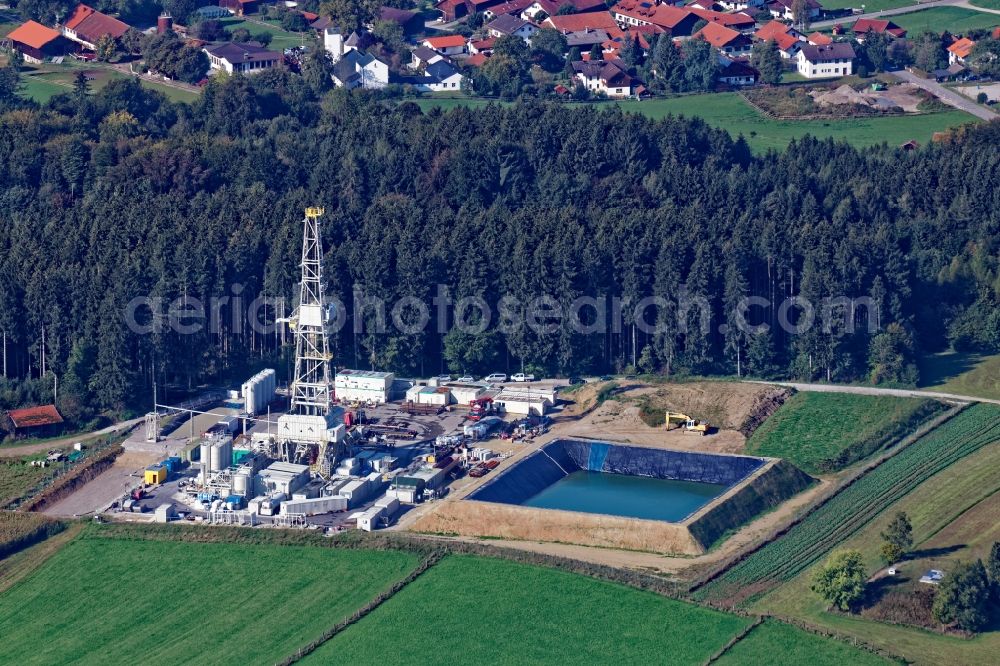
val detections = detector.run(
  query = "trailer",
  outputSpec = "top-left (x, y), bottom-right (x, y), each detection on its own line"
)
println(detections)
top-left (401, 401), bottom-right (444, 416)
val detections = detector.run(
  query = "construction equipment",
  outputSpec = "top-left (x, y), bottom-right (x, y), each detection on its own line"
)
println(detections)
top-left (665, 411), bottom-right (710, 436)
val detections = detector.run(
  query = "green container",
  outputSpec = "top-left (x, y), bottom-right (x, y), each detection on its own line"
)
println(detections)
top-left (233, 449), bottom-right (252, 466)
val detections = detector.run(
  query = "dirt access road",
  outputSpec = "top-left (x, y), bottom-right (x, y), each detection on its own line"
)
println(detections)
top-left (0, 418), bottom-right (143, 459)
top-left (890, 70), bottom-right (999, 121)
top-left (746, 380), bottom-right (1000, 405)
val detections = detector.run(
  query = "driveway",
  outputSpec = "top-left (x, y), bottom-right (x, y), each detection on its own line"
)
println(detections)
top-left (890, 69), bottom-right (998, 120)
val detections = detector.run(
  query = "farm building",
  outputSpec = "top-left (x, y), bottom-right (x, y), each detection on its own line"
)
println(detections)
top-left (4, 404), bottom-right (64, 437)
top-left (335, 369), bottom-right (394, 403)
top-left (61, 4), bottom-right (130, 51)
top-left (7, 21), bottom-right (70, 64)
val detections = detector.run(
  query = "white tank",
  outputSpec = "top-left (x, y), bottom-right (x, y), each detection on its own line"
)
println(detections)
top-left (200, 442), bottom-right (212, 467)
top-left (233, 472), bottom-right (249, 496)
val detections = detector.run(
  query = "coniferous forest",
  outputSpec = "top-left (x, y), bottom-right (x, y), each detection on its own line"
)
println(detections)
top-left (0, 72), bottom-right (998, 421)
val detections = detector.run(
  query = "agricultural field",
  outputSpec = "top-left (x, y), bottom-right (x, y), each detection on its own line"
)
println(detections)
top-left (0, 534), bottom-right (420, 664)
top-left (969, 0), bottom-right (1000, 9)
top-left (696, 404), bottom-right (1000, 604)
top-left (715, 619), bottom-right (891, 665)
top-left (412, 94), bottom-right (979, 152)
top-left (0, 511), bottom-right (63, 559)
top-left (918, 351), bottom-right (1000, 401)
top-left (0, 456), bottom-right (55, 506)
top-left (16, 65), bottom-right (199, 105)
top-left (889, 7), bottom-right (1000, 34)
top-left (745, 392), bottom-right (943, 473)
top-left (757, 444), bottom-right (1000, 664)
top-left (818, 0), bottom-right (915, 10)
top-left (307, 554), bottom-right (880, 665)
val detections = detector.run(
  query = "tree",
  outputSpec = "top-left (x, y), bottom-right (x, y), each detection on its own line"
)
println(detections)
top-left (881, 511), bottom-right (913, 552)
top-left (320, 0), bottom-right (380, 35)
top-left (791, 0), bottom-right (812, 30)
top-left (281, 11), bottom-right (310, 32)
top-left (859, 32), bottom-right (890, 72)
top-left (161, 0), bottom-right (201, 24)
top-left (811, 550), bottom-right (867, 611)
top-left (912, 31), bottom-right (945, 73)
top-left (589, 43), bottom-right (603, 61)
top-left (932, 560), bottom-right (992, 632)
top-left (879, 542), bottom-right (903, 566)
top-left (556, 2), bottom-right (577, 14)
top-left (683, 38), bottom-right (718, 92)
top-left (72, 71), bottom-right (90, 98)
top-left (194, 20), bottom-right (229, 42)
top-left (120, 28), bottom-right (144, 56)
top-left (652, 34), bottom-right (683, 92)
top-left (968, 38), bottom-right (1000, 79)
top-left (16, 0), bottom-right (74, 24)
top-left (254, 32), bottom-right (273, 48)
top-left (231, 28), bottom-right (252, 43)
top-left (300, 47), bottom-right (335, 95)
top-left (372, 19), bottom-right (405, 53)
top-left (751, 39), bottom-right (783, 85)
top-left (620, 33), bottom-right (642, 68)
top-left (868, 323), bottom-right (918, 384)
top-left (143, 33), bottom-right (209, 85)
top-left (117, 0), bottom-right (160, 26)
top-left (531, 28), bottom-right (568, 72)
top-left (95, 34), bottom-right (119, 62)
top-left (988, 542), bottom-right (1000, 587)
top-left (747, 330), bottom-right (777, 378)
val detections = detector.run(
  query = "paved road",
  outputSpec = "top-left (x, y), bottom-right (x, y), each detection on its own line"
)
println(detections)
top-left (891, 69), bottom-right (999, 120)
top-left (745, 380), bottom-right (1000, 405)
top-left (812, 0), bottom-right (961, 28)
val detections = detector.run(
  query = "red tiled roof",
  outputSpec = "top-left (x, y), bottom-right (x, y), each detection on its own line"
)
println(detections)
top-left (947, 37), bottom-right (975, 59)
top-left (423, 34), bottom-right (468, 48)
top-left (772, 31), bottom-right (800, 52)
top-left (63, 4), bottom-right (97, 31)
top-left (691, 9), bottom-right (755, 29)
top-left (7, 405), bottom-right (64, 429)
top-left (65, 4), bottom-right (130, 42)
top-left (807, 31), bottom-right (832, 45)
top-left (611, 1), bottom-right (695, 30)
top-left (470, 37), bottom-right (497, 51)
top-left (466, 53), bottom-right (489, 67)
top-left (694, 21), bottom-right (743, 48)
top-left (754, 20), bottom-right (793, 42)
top-left (545, 11), bottom-right (618, 32)
top-left (852, 18), bottom-right (906, 38)
top-left (7, 20), bottom-right (62, 49)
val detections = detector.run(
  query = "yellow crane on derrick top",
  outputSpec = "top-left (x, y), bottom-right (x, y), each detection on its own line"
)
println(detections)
top-left (665, 411), bottom-right (710, 436)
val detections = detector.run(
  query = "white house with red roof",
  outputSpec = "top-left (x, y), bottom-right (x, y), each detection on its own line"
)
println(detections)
top-left (422, 34), bottom-right (469, 55)
top-left (60, 4), bottom-right (129, 51)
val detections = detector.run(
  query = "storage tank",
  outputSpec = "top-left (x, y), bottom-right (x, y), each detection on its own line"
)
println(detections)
top-left (157, 13), bottom-right (172, 35)
top-left (200, 442), bottom-right (213, 469)
top-left (233, 472), bottom-right (249, 496)
top-left (210, 439), bottom-right (232, 472)
top-left (245, 379), bottom-right (258, 416)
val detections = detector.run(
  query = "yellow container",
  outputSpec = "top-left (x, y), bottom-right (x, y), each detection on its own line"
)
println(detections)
top-left (144, 466), bottom-right (166, 485)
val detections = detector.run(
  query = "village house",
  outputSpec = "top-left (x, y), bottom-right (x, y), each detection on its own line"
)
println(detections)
top-left (422, 34), bottom-right (469, 56)
top-left (486, 15), bottom-right (539, 41)
top-left (416, 60), bottom-right (464, 91)
top-left (610, 1), bottom-right (702, 36)
top-left (947, 37), bottom-right (975, 65)
top-left (806, 31), bottom-right (832, 46)
top-left (523, 0), bottom-right (606, 18)
top-left (851, 18), bottom-right (907, 41)
top-left (7, 20), bottom-right (69, 64)
top-left (218, 0), bottom-right (257, 16)
top-left (60, 4), bottom-right (129, 51)
top-left (468, 36), bottom-right (497, 54)
top-left (718, 59), bottom-right (758, 85)
top-left (767, 0), bottom-right (822, 21)
top-left (204, 42), bottom-right (282, 75)
top-left (796, 41), bottom-right (854, 78)
top-left (411, 45), bottom-right (448, 69)
top-left (572, 59), bottom-right (637, 98)
top-left (545, 11), bottom-right (620, 33)
top-left (692, 8), bottom-right (756, 32)
top-left (694, 22), bottom-right (752, 57)
top-left (753, 20), bottom-right (803, 58)
top-left (565, 28), bottom-right (613, 50)
top-left (332, 49), bottom-right (389, 89)
top-left (435, 0), bottom-right (506, 22)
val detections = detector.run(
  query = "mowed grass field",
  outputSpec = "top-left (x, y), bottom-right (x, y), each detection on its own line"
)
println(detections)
top-left (819, 0), bottom-right (915, 10)
top-left (306, 554), bottom-right (882, 665)
top-left (755, 441), bottom-right (1000, 665)
top-left (17, 66), bottom-right (199, 105)
top-left (890, 6), bottom-right (1000, 33)
top-left (918, 351), bottom-right (1000, 401)
top-left (715, 619), bottom-right (891, 665)
top-left (412, 94), bottom-right (978, 152)
top-left (745, 392), bottom-right (940, 473)
top-left (969, 0), bottom-right (1000, 9)
top-left (0, 535), bottom-right (420, 664)
top-left (310, 554), bottom-right (750, 665)
top-left (218, 17), bottom-right (312, 51)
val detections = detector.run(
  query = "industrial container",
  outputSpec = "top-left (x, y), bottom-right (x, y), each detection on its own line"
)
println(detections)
top-left (233, 471), bottom-right (250, 496)
top-left (226, 495), bottom-right (244, 510)
top-left (209, 439), bottom-right (232, 473)
top-left (144, 465), bottom-right (167, 485)
top-left (167, 456), bottom-right (182, 471)
top-left (200, 442), bottom-right (213, 468)
top-left (216, 416), bottom-right (239, 434)
top-left (232, 448), bottom-right (251, 466)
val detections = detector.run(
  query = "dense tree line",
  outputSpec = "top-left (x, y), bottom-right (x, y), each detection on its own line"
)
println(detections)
top-left (0, 69), bottom-right (997, 419)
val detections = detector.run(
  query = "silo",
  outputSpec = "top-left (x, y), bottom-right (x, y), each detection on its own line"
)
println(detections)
top-left (245, 379), bottom-right (257, 416)
top-left (156, 13), bottom-right (172, 35)
top-left (215, 439), bottom-right (233, 472)
top-left (200, 442), bottom-right (213, 468)
top-left (233, 471), bottom-right (249, 496)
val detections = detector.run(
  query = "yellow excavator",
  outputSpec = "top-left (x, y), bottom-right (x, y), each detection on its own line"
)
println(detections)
top-left (665, 411), bottom-right (710, 436)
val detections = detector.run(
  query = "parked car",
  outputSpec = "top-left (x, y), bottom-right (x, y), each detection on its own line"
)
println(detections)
top-left (434, 374), bottom-right (451, 382)
top-left (456, 375), bottom-right (474, 383)
top-left (484, 373), bottom-right (507, 383)
top-left (511, 373), bottom-right (535, 382)
top-left (567, 376), bottom-right (583, 385)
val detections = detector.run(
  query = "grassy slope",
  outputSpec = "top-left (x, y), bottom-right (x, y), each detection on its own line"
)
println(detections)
top-left (716, 619), bottom-right (891, 665)
top-left (17, 64), bottom-right (200, 105)
top-left (0, 458), bottom-right (54, 505)
top-left (755, 442), bottom-right (1000, 665)
top-left (819, 0), bottom-right (914, 10)
top-left (969, 0), bottom-right (1000, 9)
top-left (0, 536), bottom-right (420, 664)
top-left (745, 392), bottom-right (936, 473)
top-left (218, 17), bottom-right (312, 50)
top-left (918, 351), bottom-right (1000, 401)
top-left (889, 7), bottom-right (1000, 33)
top-left (309, 554), bottom-right (751, 665)
top-left (411, 94), bottom-right (977, 153)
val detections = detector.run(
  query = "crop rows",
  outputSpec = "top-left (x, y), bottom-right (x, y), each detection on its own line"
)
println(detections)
top-left (697, 404), bottom-right (1000, 603)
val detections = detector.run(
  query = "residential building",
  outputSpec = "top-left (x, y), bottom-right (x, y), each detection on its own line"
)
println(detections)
top-left (468, 36), bottom-right (497, 54)
top-left (767, 0), bottom-right (822, 21)
top-left (754, 20), bottom-right (802, 43)
top-left (60, 4), bottom-right (129, 50)
top-left (947, 37), bottom-right (974, 65)
top-left (7, 20), bottom-right (68, 64)
top-left (718, 59), bottom-right (757, 85)
top-left (572, 59), bottom-right (636, 98)
top-left (611, 1), bottom-right (702, 36)
top-left (691, 8), bottom-right (756, 32)
top-left (332, 49), bottom-right (390, 89)
top-left (434, 0), bottom-right (506, 21)
top-left (487, 15), bottom-right (539, 40)
top-left (422, 34), bottom-right (468, 55)
top-left (411, 45), bottom-right (448, 69)
top-left (523, 0), bottom-right (606, 18)
top-left (694, 22), bottom-right (752, 57)
top-left (204, 42), bottom-right (282, 74)
top-left (379, 6), bottom-right (422, 33)
top-left (806, 31), bottom-right (832, 46)
top-left (851, 18), bottom-right (906, 41)
top-left (466, 52), bottom-right (490, 67)
top-left (796, 41), bottom-right (854, 78)
top-left (565, 28), bottom-right (612, 49)
top-left (545, 11), bottom-right (620, 33)
top-left (415, 60), bottom-right (464, 91)
top-left (484, 0), bottom-right (535, 19)
top-left (218, 0), bottom-right (258, 16)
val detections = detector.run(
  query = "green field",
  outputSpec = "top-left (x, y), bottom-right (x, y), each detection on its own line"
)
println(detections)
top-left (716, 619), bottom-right (891, 665)
top-left (218, 17), bottom-right (313, 51)
top-left (746, 392), bottom-right (941, 473)
top-left (698, 404), bottom-right (1000, 604)
top-left (0, 457), bottom-right (54, 505)
top-left (918, 351), bottom-right (1000, 401)
top-left (17, 66), bottom-right (200, 105)
top-left (412, 94), bottom-right (978, 152)
top-left (890, 7), bottom-right (1000, 34)
top-left (308, 554), bottom-right (879, 665)
top-left (0, 536), bottom-right (420, 664)
top-left (819, 0), bottom-right (915, 11)
top-left (757, 442), bottom-right (1000, 664)
top-left (969, 0), bottom-right (1000, 9)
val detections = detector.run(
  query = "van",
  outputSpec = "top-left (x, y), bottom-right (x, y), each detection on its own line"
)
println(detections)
top-left (484, 373), bottom-right (507, 383)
